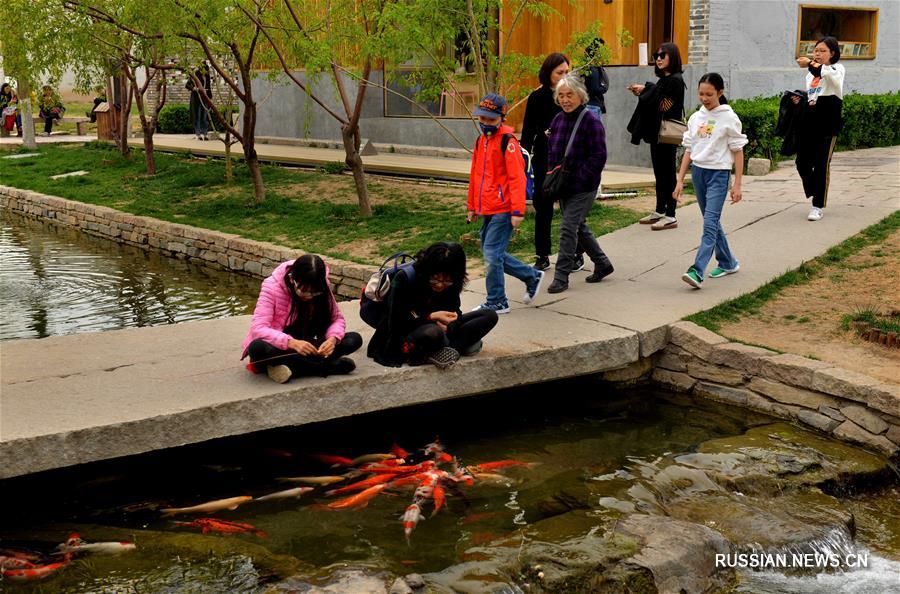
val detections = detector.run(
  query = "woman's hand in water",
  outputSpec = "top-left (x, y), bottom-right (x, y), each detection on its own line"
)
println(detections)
top-left (288, 338), bottom-right (318, 356)
top-left (317, 337), bottom-right (337, 357)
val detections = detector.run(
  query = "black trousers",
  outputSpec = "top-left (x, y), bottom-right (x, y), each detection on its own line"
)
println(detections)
top-left (650, 142), bottom-right (677, 217)
top-left (404, 311), bottom-right (498, 360)
top-left (796, 135), bottom-right (837, 208)
top-left (532, 185), bottom-right (554, 258)
top-left (43, 116), bottom-right (56, 134)
top-left (248, 332), bottom-right (362, 377)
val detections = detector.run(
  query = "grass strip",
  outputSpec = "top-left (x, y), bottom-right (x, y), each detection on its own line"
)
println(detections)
top-left (685, 210), bottom-right (900, 332)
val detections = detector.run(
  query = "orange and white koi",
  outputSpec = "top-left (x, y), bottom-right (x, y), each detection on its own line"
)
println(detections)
top-left (350, 453), bottom-right (396, 466)
top-left (468, 460), bottom-right (538, 473)
top-left (326, 473), bottom-right (394, 496)
top-left (0, 556), bottom-right (35, 569)
top-left (276, 475), bottom-right (345, 486)
top-left (58, 534), bottom-right (136, 555)
top-left (423, 439), bottom-right (445, 456)
top-left (326, 483), bottom-right (387, 510)
top-left (0, 555), bottom-right (69, 582)
top-left (310, 454), bottom-right (354, 467)
top-left (391, 443), bottom-right (411, 459)
top-left (254, 486), bottom-right (314, 501)
top-left (160, 495), bottom-right (252, 517)
top-left (431, 485), bottom-right (446, 517)
top-left (173, 518), bottom-right (267, 538)
top-left (402, 503), bottom-right (426, 541)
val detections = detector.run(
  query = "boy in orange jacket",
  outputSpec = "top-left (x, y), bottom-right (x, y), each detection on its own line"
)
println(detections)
top-left (467, 94), bottom-right (544, 313)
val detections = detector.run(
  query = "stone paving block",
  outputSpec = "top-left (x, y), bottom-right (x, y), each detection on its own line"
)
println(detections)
top-left (818, 405), bottom-right (846, 422)
top-left (839, 405), bottom-right (889, 435)
top-left (833, 420), bottom-right (898, 455)
top-left (887, 425), bottom-right (900, 446)
top-left (706, 342), bottom-right (778, 375)
top-left (796, 410), bottom-right (841, 433)
top-left (749, 377), bottom-right (841, 410)
top-left (693, 382), bottom-right (752, 406)
top-left (687, 362), bottom-right (746, 386)
top-left (811, 367), bottom-right (882, 404)
top-left (668, 321), bottom-right (728, 360)
top-left (602, 358), bottom-right (654, 382)
top-left (758, 354), bottom-right (830, 389)
top-left (639, 326), bottom-right (669, 358)
top-left (652, 368), bottom-right (697, 393)
top-left (656, 347), bottom-right (690, 373)
top-left (867, 383), bottom-right (900, 418)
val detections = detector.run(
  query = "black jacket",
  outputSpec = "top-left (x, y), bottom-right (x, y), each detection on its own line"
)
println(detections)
top-left (520, 85), bottom-right (562, 184)
top-left (775, 90), bottom-right (807, 156)
top-left (584, 66), bottom-right (609, 113)
top-left (627, 72), bottom-right (685, 145)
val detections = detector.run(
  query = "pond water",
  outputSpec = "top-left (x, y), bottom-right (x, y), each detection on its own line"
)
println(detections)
top-left (1, 382), bottom-right (897, 593)
top-left (0, 211), bottom-right (259, 341)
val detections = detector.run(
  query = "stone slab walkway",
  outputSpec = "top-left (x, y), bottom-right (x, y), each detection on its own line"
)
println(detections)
top-left (1, 147), bottom-right (897, 478)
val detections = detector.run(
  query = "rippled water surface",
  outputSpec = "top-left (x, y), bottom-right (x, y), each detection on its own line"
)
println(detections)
top-left (0, 212), bottom-right (259, 340)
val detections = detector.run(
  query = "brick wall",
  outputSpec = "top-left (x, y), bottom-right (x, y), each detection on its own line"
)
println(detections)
top-left (688, 0), bottom-right (710, 67)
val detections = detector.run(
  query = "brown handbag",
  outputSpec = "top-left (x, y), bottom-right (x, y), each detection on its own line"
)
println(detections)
top-left (658, 118), bottom-right (687, 145)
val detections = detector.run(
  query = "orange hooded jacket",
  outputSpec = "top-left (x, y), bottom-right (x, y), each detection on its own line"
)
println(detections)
top-left (466, 124), bottom-right (527, 217)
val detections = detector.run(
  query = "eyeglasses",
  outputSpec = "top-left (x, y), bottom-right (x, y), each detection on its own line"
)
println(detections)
top-left (291, 281), bottom-right (323, 298)
top-left (653, 52), bottom-right (668, 60)
top-left (429, 278), bottom-right (454, 288)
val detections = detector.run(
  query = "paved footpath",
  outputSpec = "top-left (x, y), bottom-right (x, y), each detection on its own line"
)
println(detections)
top-left (1, 147), bottom-right (897, 478)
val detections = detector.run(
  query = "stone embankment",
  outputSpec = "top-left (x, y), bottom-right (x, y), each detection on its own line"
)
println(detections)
top-left (0, 186), bottom-right (376, 300)
top-left (652, 321), bottom-right (900, 456)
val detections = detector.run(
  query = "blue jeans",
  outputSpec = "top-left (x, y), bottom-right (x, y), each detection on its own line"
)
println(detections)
top-left (691, 165), bottom-right (738, 279)
top-left (586, 105), bottom-right (604, 123)
top-left (480, 213), bottom-right (540, 306)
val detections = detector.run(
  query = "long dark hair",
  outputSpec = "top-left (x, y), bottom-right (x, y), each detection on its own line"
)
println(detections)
top-left (284, 254), bottom-right (332, 339)
top-left (698, 72), bottom-right (728, 105)
top-left (413, 242), bottom-right (467, 295)
top-left (654, 42), bottom-right (683, 77)
top-left (538, 53), bottom-right (570, 88)
top-left (0, 83), bottom-right (10, 97)
top-left (817, 36), bottom-right (841, 63)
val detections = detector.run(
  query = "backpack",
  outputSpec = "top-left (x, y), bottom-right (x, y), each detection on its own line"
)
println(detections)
top-left (501, 134), bottom-right (534, 201)
top-left (359, 252), bottom-right (416, 328)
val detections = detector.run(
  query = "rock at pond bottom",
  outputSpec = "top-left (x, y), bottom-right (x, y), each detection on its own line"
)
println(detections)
top-left (271, 567), bottom-right (389, 593)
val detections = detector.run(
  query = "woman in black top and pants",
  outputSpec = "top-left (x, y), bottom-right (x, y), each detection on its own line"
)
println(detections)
top-left (627, 42), bottom-right (686, 231)
top-left (520, 53), bottom-right (571, 272)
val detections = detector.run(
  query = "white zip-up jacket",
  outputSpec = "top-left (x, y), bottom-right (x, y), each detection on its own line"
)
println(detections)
top-left (807, 63), bottom-right (845, 103)
top-left (682, 104), bottom-right (748, 170)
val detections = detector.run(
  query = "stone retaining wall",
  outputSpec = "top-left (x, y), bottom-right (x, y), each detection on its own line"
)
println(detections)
top-left (0, 186), bottom-right (376, 300)
top-left (652, 321), bottom-right (900, 456)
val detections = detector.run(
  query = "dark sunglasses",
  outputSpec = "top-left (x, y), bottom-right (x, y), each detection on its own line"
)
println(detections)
top-left (653, 52), bottom-right (668, 60)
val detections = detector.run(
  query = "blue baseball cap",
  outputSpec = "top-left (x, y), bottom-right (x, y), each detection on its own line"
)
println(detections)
top-left (473, 93), bottom-right (508, 119)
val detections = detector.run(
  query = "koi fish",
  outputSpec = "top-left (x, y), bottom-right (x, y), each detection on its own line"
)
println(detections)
top-left (0, 549), bottom-right (41, 562)
top-left (423, 439), bottom-right (444, 456)
top-left (431, 485), bottom-right (446, 517)
top-left (350, 453), bottom-right (396, 466)
top-left (365, 461), bottom-right (436, 475)
top-left (1, 555), bottom-right (70, 582)
top-left (311, 454), bottom-right (354, 467)
top-left (391, 443), bottom-right (410, 459)
top-left (387, 474), bottom-right (426, 489)
top-left (471, 472), bottom-right (515, 487)
top-left (276, 475), bottom-right (345, 486)
top-left (174, 518), bottom-right (267, 538)
top-left (326, 484), bottom-right (387, 510)
top-left (0, 556), bottom-right (36, 569)
top-left (402, 503), bottom-right (425, 542)
top-left (435, 452), bottom-right (454, 463)
top-left (58, 534), bottom-right (136, 555)
top-left (254, 486), bottom-right (314, 501)
top-left (160, 495), bottom-right (252, 517)
top-left (468, 460), bottom-right (538, 473)
top-left (326, 473), bottom-right (394, 496)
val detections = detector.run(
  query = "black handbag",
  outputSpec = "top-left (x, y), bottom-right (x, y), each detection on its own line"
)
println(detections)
top-left (543, 108), bottom-right (589, 201)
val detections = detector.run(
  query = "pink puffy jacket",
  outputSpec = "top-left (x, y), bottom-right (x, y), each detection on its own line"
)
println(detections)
top-left (241, 260), bottom-right (346, 359)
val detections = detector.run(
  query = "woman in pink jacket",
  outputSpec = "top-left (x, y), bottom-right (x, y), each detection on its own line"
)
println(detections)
top-left (241, 254), bottom-right (362, 383)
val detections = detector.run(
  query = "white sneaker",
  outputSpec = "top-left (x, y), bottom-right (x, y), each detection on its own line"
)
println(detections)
top-left (808, 207), bottom-right (824, 221)
top-left (267, 364), bottom-right (292, 384)
top-left (639, 212), bottom-right (664, 224)
top-left (523, 270), bottom-right (545, 305)
top-left (651, 216), bottom-right (678, 230)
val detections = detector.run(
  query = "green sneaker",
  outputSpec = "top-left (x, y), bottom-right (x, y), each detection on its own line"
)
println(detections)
top-left (709, 264), bottom-right (740, 279)
top-left (681, 268), bottom-right (703, 289)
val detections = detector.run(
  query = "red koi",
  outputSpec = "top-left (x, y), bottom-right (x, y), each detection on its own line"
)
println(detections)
top-left (364, 461), bottom-right (435, 474)
top-left (431, 485), bottom-right (446, 517)
top-left (402, 502), bottom-right (425, 542)
top-left (1, 556), bottom-right (69, 582)
top-left (311, 453), bottom-right (354, 467)
top-left (468, 460), bottom-right (538, 473)
top-left (174, 518), bottom-right (267, 538)
top-left (326, 483), bottom-right (387, 510)
top-left (326, 473), bottom-right (394, 496)
top-left (0, 556), bottom-right (36, 569)
top-left (391, 443), bottom-right (410, 459)
top-left (435, 452), bottom-right (454, 463)
top-left (387, 474), bottom-right (427, 489)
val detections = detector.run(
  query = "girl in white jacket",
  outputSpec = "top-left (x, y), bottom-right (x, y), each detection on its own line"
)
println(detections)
top-left (673, 73), bottom-right (748, 289)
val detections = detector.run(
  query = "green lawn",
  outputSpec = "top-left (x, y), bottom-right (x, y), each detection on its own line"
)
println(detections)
top-left (0, 143), bottom-right (643, 266)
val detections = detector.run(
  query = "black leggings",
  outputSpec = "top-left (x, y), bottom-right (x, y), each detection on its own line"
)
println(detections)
top-left (796, 135), bottom-right (837, 208)
top-left (403, 311), bottom-right (498, 360)
top-left (248, 332), bottom-right (362, 377)
top-left (650, 142), bottom-right (677, 217)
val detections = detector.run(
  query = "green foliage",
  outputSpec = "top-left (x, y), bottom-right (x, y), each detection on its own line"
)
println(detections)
top-left (158, 104), bottom-right (192, 134)
top-left (320, 161), bottom-right (347, 175)
top-left (727, 92), bottom-right (900, 164)
top-left (841, 307), bottom-right (900, 335)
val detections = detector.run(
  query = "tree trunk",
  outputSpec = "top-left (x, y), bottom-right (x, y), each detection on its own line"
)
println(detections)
top-left (241, 97), bottom-right (264, 202)
top-left (18, 77), bottom-right (37, 150)
top-left (118, 74), bottom-right (132, 157)
top-left (142, 126), bottom-right (156, 175)
top-left (342, 125), bottom-right (371, 218)
top-left (224, 130), bottom-right (233, 182)
top-left (246, 147), bottom-right (265, 203)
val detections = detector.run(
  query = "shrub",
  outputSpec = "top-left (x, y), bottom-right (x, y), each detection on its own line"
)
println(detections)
top-left (157, 104), bottom-right (192, 133)
top-left (728, 92), bottom-right (900, 165)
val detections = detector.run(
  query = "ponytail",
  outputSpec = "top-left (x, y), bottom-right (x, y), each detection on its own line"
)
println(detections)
top-left (720, 95), bottom-right (728, 105)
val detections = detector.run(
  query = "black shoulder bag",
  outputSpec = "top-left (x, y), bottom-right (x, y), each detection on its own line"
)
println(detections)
top-left (542, 108), bottom-right (589, 201)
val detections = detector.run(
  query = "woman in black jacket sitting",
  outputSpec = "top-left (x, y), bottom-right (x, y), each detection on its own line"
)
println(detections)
top-left (627, 42), bottom-right (686, 231)
top-left (367, 242), bottom-right (498, 369)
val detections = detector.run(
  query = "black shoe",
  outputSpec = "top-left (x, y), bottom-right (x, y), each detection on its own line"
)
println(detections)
top-left (534, 256), bottom-right (550, 271)
top-left (427, 347), bottom-right (460, 369)
top-left (459, 340), bottom-right (483, 356)
top-left (586, 264), bottom-right (614, 283)
top-left (547, 279), bottom-right (569, 294)
top-left (573, 254), bottom-right (585, 272)
top-left (327, 356), bottom-right (356, 375)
